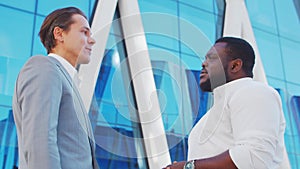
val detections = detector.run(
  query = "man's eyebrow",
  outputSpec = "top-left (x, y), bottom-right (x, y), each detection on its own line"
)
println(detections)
top-left (82, 26), bottom-right (91, 31)
top-left (206, 53), bottom-right (219, 59)
top-left (207, 53), bottom-right (216, 57)
top-left (82, 26), bottom-right (92, 35)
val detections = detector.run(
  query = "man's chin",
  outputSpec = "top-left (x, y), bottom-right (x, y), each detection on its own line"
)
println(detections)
top-left (200, 81), bottom-right (212, 92)
top-left (77, 57), bottom-right (91, 65)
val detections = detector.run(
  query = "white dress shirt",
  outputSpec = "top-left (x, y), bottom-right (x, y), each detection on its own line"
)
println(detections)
top-left (188, 78), bottom-right (286, 169)
top-left (48, 53), bottom-right (80, 88)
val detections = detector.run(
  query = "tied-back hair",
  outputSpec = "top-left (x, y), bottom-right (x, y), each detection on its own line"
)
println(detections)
top-left (39, 7), bottom-right (87, 54)
top-left (216, 37), bottom-right (255, 77)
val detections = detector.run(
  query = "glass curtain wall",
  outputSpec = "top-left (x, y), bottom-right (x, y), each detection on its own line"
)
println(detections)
top-left (90, 8), bottom-right (148, 168)
top-left (0, 1), bottom-right (96, 168)
top-left (89, 0), bottom-right (225, 167)
top-left (1, 0), bottom-right (300, 168)
top-left (137, 0), bottom-right (225, 162)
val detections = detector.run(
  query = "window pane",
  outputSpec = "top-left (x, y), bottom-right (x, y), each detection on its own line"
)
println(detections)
top-left (178, 0), bottom-right (216, 13)
top-left (139, 0), bottom-right (223, 163)
top-left (275, 1), bottom-right (300, 41)
top-left (246, 0), bottom-right (277, 34)
top-left (0, 0), bottom-right (36, 12)
top-left (37, 0), bottom-right (96, 18)
top-left (281, 38), bottom-right (300, 85)
top-left (90, 13), bottom-right (148, 169)
top-left (253, 29), bottom-right (285, 80)
top-left (0, 6), bottom-right (33, 59)
top-left (268, 78), bottom-right (286, 92)
top-left (32, 16), bottom-right (47, 56)
top-left (0, 6), bottom-right (34, 96)
top-left (139, 0), bottom-right (179, 52)
top-left (180, 3), bottom-right (217, 43)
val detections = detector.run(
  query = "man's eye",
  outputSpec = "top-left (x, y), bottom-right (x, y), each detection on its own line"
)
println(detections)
top-left (208, 55), bottom-right (218, 59)
top-left (82, 30), bottom-right (89, 35)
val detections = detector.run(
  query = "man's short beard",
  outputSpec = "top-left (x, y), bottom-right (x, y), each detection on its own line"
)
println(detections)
top-left (200, 79), bottom-right (212, 92)
top-left (200, 70), bottom-right (228, 92)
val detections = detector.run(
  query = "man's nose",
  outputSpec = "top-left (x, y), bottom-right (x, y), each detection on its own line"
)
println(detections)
top-left (202, 60), bottom-right (207, 68)
top-left (89, 36), bottom-right (96, 45)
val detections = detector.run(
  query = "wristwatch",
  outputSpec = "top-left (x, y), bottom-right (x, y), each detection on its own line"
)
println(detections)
top-left (183, 160), bottom-right (195, 169)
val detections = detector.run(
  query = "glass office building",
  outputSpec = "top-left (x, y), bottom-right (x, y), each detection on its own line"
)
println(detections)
top-left (0, 0), bottom-right (299, 168)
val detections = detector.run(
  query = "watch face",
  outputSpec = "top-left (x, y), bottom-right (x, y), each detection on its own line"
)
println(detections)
top-left (184, 161), bottom-right (195, 169)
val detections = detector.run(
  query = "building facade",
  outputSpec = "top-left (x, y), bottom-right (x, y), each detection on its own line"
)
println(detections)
top-left (0, 0), bottom-right (299, 168)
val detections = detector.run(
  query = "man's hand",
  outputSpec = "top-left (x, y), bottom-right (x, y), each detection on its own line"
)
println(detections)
top-left (162, 161), bottom-right (186, 169)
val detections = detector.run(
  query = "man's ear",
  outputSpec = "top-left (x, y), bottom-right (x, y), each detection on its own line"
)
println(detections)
top-left (230, 59), bottom-right (243, 73)
top-left (53, 26), bottom-right (64, 42)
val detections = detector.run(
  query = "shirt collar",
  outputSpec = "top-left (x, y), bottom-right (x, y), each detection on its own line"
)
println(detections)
top-left (213, 77), bottom-right (253, 102)
top-left (48, 53), bottom-right (77, 80)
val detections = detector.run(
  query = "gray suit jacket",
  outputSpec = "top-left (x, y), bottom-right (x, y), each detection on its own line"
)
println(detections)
top-left (12, 56), bottom-right (99, 169)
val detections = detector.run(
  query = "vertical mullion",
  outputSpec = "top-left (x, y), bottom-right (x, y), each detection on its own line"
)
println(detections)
top-left (118, 0), bottom-right (171, 168)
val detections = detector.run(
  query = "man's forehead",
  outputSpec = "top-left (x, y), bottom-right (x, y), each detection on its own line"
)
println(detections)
top-left (208, 42), bottom-right (227, 54)
top-left (213, 42), bottom-right (227, 50)
top-left (72, 14), bottom-right (90, 27)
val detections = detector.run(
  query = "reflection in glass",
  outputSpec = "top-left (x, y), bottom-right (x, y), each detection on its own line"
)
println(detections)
top-left (89, 12), bottom-right (148, 169)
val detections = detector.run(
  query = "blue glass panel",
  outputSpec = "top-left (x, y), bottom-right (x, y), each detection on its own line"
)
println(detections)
top-left (37, 1), bottom-right (93, 19)
top-left (281, 38), bottom-right (300, 85)
top-left (139, 0), bottom-right (179, 52)
top-left (167, 136), bottom-right (188, 162)
top-left (0, 57), bottom-right (7, 94)
top-left (287, 150), bottom-right (297, 169)
top-left (180, 53), bottom-right (202, 71)
top-left (289, 96), bottom-right (300, 168)
top-left (245, 0), bottom-right (277, 34)
top-left (187, 70), bottom-right (208, 124)
top-left (0, 56), bottom-right (27, 96)
top-left (94, 52), bottom-right (133, 130)
top-left (286, 96), bottom-right (300, 136)
top-left (90, 10), bottom-right (148, 168)
top-left (0, 6), bottom-right (34, 58)
top-left (253, 29), bottom-right (284, 80)
top-left (147, 46), bottom-right (181, 73)
top-left (89, 0), bottom-right (97, 17)
top-left (0, 0), bottom-right (36, 13)
top-left (0, 57), bottom-right (27, 96)
top-left (180, 4), bottom-right (216, 44)
top-left (92, 47), bottom-right (144, 168)
top-left (267, 78), bottom-right (286, 92)
top-left (0, 110), bottom-right (18, 169)
top-left (0, 102), bottom-right (10, 121)
top-left (138, 0), bottom-right (177, 15)
top-left (140, 0), bottom-right (219, 164)
top-left (145, 34), bottom-right (179, 53)
top-left (151, 61), bottom-right (180, 132)
top-left (274, 0), bottom-right (300, 41)
top-left (287, 83), bottom-right (300, 96)
top-left (178, 0), bottom-right (215, 13)
top-left (277, 88), bottom-right (300, 169)
top-left (32, 16), bottom-right (47, 56)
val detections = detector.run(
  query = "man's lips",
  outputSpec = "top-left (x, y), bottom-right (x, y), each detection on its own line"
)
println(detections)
top-left (200, 70), bottom-right (207, 78)
top-left (85, 48), bottom-right (92, 55)
top-left (200, 74), bottom-right (206, 79)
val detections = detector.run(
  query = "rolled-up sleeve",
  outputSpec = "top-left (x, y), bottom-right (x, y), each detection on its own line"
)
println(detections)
top-left (228, 85), bottom-right (285, 169)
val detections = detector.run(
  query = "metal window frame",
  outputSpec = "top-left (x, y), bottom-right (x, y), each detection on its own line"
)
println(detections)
top-left (118, 0), bottom-right (171, 168)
